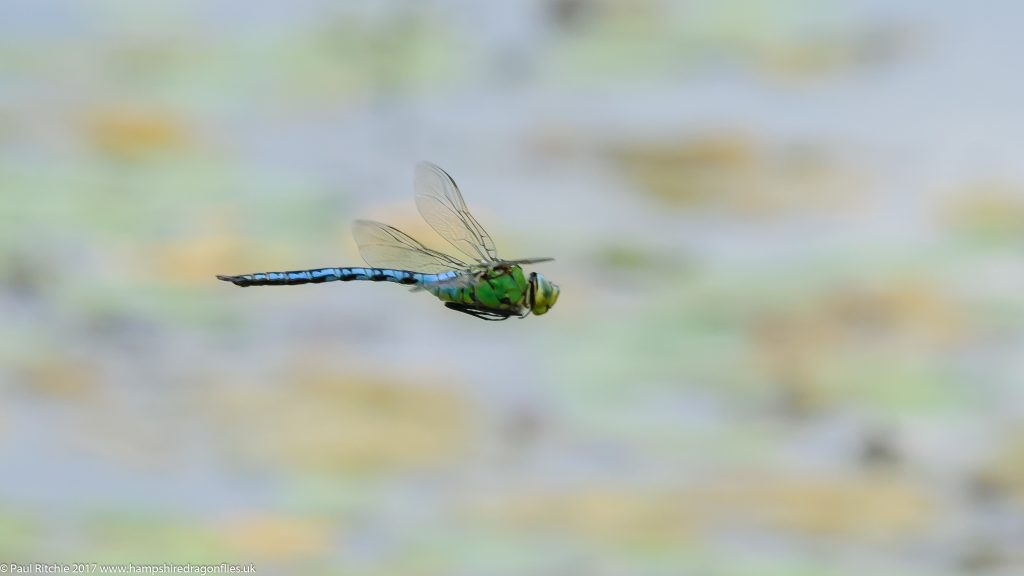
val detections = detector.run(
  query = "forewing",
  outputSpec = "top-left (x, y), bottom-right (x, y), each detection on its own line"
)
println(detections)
top-left (414, 162), bottom-right (499, 263)
top-left (501, 257), bottom-right (555, 265)
top-left (352, 219), bottom-right (470, 274)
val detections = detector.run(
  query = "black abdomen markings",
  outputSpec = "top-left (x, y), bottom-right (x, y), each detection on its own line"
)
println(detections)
top-left (217, 267), bottom-right (424, 287)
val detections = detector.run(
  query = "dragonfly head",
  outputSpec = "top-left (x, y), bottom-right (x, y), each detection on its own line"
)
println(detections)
top-left (528, 272), bottom-right (560, 316)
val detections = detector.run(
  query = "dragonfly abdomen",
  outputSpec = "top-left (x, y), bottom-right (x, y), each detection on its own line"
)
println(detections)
top-left (217, 267), bottom-right (447, 287)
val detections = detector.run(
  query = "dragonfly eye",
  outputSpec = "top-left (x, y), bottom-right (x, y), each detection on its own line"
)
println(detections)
top-left (529, 272), bottom-right (560, 316)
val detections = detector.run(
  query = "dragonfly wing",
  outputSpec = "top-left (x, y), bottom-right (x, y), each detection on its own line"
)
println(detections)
top-left (414, 162), bottom-right (499, 263)
top-left (352, 220), bottom-right (471, 274)
top-left (500, 257), bottom-right (555, 265)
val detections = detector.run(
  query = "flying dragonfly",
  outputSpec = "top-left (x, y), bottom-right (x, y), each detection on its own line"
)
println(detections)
top-left (217, 162), bottom-right (559, 321)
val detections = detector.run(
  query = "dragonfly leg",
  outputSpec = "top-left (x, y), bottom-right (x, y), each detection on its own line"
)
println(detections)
top-left (444, 302), bottom-right (513, 321)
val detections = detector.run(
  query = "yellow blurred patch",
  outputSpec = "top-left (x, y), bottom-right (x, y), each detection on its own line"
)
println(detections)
top-left (220, 515), bottom-right (332, 561)
top-left (823, 281), bottom-right (965, 345)
top-left (472, 487), bottom-right (695, 546)
top-left (206, 368), bottom-right (469, 473)
top-left (18, 356), bottom-right (99, 400)
top-left (85, 107), bottom-right (188, 157)
top-left (694, 474), bottom-right (935, 538)
top-left (975, 432), bottom-right (1024, 507)
top-left (759, 26), bottom-right (912, 79)
top-left (473, 474), bottom-right (932, 545)
top-left (943, 183), bottom-right (1024, 241)
top-left (568, 487), bottom-right (695, 544)
top-left (150, 233), bottom-right (247, 285)
top-left (751, 280), bottom-right (965, 413)
top-left (610, 134), bottom-right (860, 216)
top-left (142, 210), bottom-right (300, 285)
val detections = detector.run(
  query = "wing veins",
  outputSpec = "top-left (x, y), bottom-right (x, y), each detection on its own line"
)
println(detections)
top-left (415, 162), bottom-right (499, 263)
top-left (352, 219), bottom-right (470, 274)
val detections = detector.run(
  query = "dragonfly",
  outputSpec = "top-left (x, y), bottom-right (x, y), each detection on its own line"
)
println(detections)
top-left (217, 162), bottom-right (560, 321)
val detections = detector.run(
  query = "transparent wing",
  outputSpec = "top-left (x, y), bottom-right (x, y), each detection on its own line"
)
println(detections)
top-left (352, 219), bottom-right (472, 274)
top-left (415, 162), bottom-right (499, 263)
top-left (502, 257), bottom-right (555, 265)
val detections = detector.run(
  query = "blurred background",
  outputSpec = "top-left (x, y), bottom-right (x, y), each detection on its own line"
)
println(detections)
top-left (2, 1), bottom-right (1023, 574)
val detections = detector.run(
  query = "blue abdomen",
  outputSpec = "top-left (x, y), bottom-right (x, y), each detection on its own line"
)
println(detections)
top-left (217, 267), bottom-right (459, 287)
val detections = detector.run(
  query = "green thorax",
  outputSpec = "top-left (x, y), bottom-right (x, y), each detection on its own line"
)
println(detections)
top-left (428, 265), bottom-right (530, 313)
